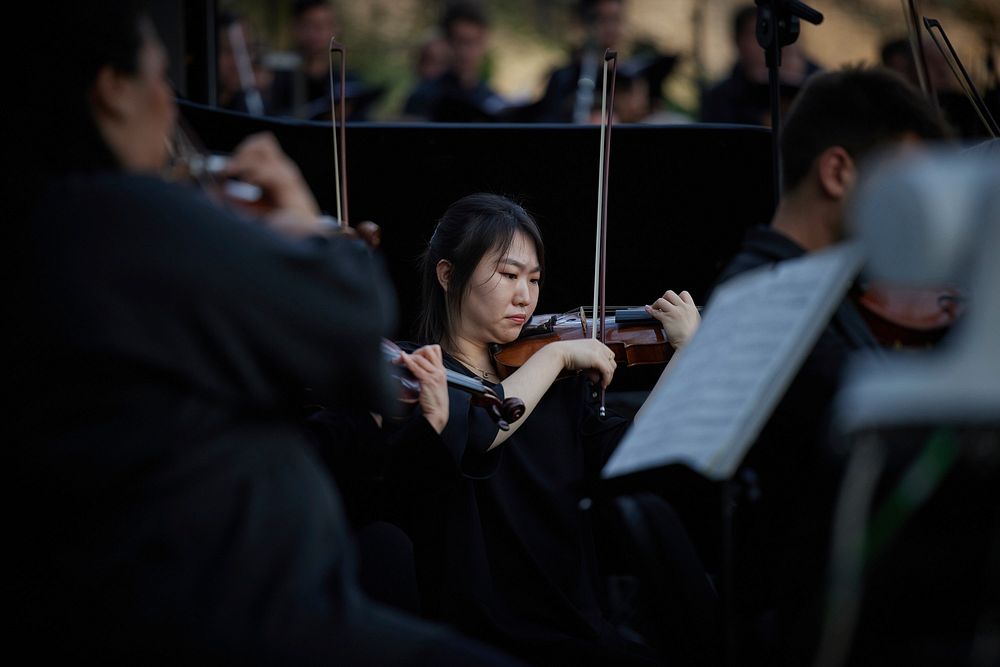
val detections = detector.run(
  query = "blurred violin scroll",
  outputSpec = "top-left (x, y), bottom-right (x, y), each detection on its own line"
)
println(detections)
top-left (854, 282), bottom-right (964, 349)
top-left (383, 340), bottom-right (525, 431)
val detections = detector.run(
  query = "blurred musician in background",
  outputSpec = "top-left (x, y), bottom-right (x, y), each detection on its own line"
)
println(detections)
top-left (269, 0), bottom-right (381, 120)
top-left (216, 10), bottom-right (271, 115)
top-left (700, 3), bottom-right (820, 126)
top-left (535, 0), bottom-right (628, 123)
top-left (403, 0), bottom-right (506, 122)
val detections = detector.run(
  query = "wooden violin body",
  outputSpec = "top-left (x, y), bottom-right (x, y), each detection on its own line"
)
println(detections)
top-left (855, 283), bottom-right (964, 348)
top-left (492, 308), bottom-right (675, 380)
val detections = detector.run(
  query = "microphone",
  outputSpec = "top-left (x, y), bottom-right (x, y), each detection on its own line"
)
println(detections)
top-left (754, 0), bottom-right (823, 26)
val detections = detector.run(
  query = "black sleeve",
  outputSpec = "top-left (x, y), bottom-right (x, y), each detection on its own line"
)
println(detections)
top-left (438, 383), bottom-right (504, 479)
top-left (35, 173), bottom-right (397, 414)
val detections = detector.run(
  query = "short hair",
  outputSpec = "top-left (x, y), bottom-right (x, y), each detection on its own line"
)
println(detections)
top-left (292, 0), bottom-right (331, 20)
top-left (880, 37), bottom-right (912, 67)
top-left (442, 1), bottom-right (490, 37)
top-left (578, 0), bottom-right (625, 23)
top-left (416, 194), bottom-right (544, 346)
top-left (780, 67), bottom-right (947, 191)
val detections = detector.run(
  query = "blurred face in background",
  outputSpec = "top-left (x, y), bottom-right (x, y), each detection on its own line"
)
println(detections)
top-left (448, 19), bottom-right (489, 87)
top-left (294, 4), bottom-right (336, 60)
top-left (735, 12), bottom-right (767, 81)
top-left (417, 34), bottom-right (450, 81)
top-left (591, 0), bottom-right (625, 50)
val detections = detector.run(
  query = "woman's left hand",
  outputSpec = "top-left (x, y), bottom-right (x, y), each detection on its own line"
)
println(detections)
top-left (645, 290), bottom-right (700, 350)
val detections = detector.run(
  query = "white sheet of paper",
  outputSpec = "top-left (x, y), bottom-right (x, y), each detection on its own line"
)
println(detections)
top-left (603, 243), bottom-right (865, 481)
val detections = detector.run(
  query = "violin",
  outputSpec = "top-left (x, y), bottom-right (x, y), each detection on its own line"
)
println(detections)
top-left (853, 282), bottom-right (964, 349)
top-left (383, 340), bottom-right (525, 431)
top-left (166, 117), bottom-right (274, 215)
top-left (492, 307), bottom-right (675, 380)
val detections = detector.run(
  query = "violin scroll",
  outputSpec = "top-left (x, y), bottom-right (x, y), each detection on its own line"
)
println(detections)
top-left (382, 340), bottom-right (525, 431)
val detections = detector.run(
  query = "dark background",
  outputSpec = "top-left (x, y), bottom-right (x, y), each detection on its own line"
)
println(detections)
top-left (181, 102), bottom-right (775, 339)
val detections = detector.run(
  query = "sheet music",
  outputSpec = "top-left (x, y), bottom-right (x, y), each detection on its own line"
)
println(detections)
top-left (603, 243), bottom-right (864, 481)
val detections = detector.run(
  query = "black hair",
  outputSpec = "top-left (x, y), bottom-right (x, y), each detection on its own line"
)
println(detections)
top-left (442, 1), bottom-right (490, 37)
top-left (880, 37), bottom-right (913, 67)
top-left (780, 66), bottom-right (947, 191)
top-left (578, 0), bottom-right (625, 23)
top-left (416, 194), bottom-right (545, 346)
top-left (293, 0), bottom-right (331, 20)
top-left (732, 5), bottom-right (757, 42)
top-left (11, 1), bottom-right (148, 199)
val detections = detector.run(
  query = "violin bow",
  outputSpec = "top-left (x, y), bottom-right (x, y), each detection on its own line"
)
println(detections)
top-left (922, 17), bottom-right (1000, 138)
top-left (328, 37), bottom-right (349, 225)
top-left (902, 0), bottom-right (937, 109)
top-left (591, 49), bottom-right (618, 417)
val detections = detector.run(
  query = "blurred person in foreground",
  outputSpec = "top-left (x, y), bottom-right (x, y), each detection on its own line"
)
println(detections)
top-left (8, 3), bottom-right (521, 664)
top-left (708, 66), bottom-right (947, 664)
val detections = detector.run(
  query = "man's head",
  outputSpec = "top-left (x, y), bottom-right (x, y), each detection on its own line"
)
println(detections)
top-left (292, 0), bottom-right (336, 61)
top-left (579, 0), bottom-right (625, 50)
top-left (442, 1), bottom-right (490, 88)
top-left (781, 67), bottom-right (945, 196)
top-left (732, 5), bottom-right (761, 73)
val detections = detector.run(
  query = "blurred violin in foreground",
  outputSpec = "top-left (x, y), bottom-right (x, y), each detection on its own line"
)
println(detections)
top-left (382, 340), bottom-right (525, 431)
top-left (854, 282), bottom-right (964, 349)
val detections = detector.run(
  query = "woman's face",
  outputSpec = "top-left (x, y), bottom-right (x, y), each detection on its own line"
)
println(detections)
top-left (129, 30), bottom-right (176, 170)
top-left (454, 230), bottom-right (541, 346)
top-left (94, 24), bottom-right (176, 172)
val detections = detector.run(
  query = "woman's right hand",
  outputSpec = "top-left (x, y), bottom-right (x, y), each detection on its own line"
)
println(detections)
top-left (398, 344), bottom-right (449, 434)
top-left (552, 338), bottom-right (618, 389)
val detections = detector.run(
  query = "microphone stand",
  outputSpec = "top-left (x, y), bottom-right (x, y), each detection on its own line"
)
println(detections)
top-left (754, 0), bottom-right (823, 204)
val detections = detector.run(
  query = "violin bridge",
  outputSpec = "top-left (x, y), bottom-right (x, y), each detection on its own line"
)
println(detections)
top-left (579, 306), bottom-right (589, 337)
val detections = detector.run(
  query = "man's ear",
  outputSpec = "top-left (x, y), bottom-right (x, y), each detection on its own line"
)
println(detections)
top-left (436, 259), bottom-right (452, 292)
top-left (816, 146), bottom-right (856, 201)
top-left (90, 65), bottom-right (134, 121)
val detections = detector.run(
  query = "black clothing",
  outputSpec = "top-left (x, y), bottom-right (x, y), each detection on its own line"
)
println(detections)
top-left (535, 61), bottom-right (588, 123)
top-left (381, 349), bottom-right (661, 666)
top-left (403, 71), bottom-right (506, 122)
top-left (12, 172), bottom-right (515, 665)
top-left (711, 226), bottom-right (881, 663)
top-left (270, 68), bottom-right (380, 120)
top-left (699, 63), bottom-right (818, 125)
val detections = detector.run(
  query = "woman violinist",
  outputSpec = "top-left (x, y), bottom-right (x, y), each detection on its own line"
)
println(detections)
top-left (369, 193), bottom-right (714, 666)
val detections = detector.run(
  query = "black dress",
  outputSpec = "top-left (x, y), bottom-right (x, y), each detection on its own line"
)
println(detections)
top-left (381, 347), bottom-right (662, 666)
top-left (11, 172), bottom-right (518, 665)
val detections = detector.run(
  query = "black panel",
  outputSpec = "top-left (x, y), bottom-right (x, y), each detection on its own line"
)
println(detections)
top-left (180, 102), bottom-right (774, 339)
